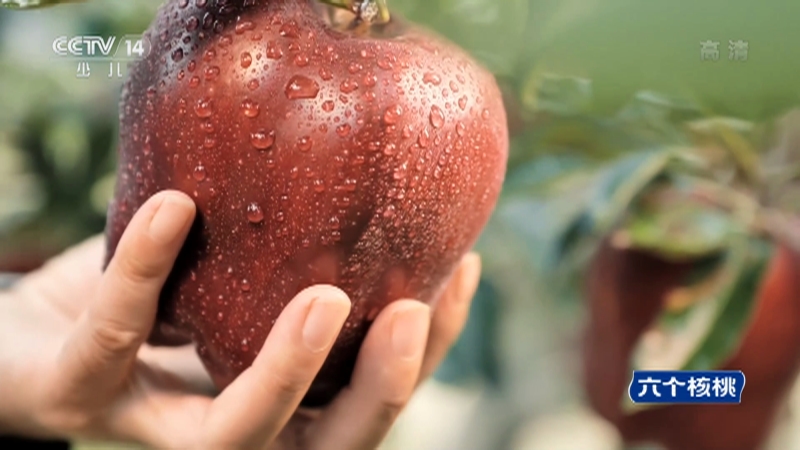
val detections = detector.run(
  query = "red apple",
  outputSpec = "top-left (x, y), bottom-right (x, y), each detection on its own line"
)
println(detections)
top-left (105, 0), bottom-right (508, 406)
top-left (584, 240), bottom-right (800, 450)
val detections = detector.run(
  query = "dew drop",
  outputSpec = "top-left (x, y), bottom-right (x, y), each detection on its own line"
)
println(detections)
top-left (383, 105), bottom-right (404, 125)
top-left (482, 109), bottom-right (490, 119)
top-left (336, 124), bottom-right (351, 137)
top-left (246, 203), bottom-right (264, 223)
top-left (171, 47), bottom-right (184, 62)
top-left (186, 16), bottom-right (199, 31)
top-left (241, 98), bottom-right (260, 118)
top-left (418, 128), bottom-right (431, 148)
top-left (383, 204), bottom-right (396, 218)
top-left (322, 100), bottom-right (335, 112)
top-left (363, 73), bottom-right (378, 87)
top-left (235, 20), bottom-right (254, 34)
top-left (266, 41), bottom-right (283, 59)
top-left (248, 79), bottom-right (260, 90)
top-left (204, 66), bottom-right (220, 80)
top-left (348, 62), bottom-right (363, 74)
top-left (430, 105), bottom-right (445, 128)
top-left (394, 162), bottom-right (408, 180)
top-left (240, 52), bottom-right (252, 68)
top-left (456, 122), bottom-right (466, 137)
top-left (241, 279), bottom-right (251, 291)
top-left (458, 96), bottom-right (468, 110)
top-left (313, 179), bottom-right (326, 193)
top-left (423, 72), bottom-right (442, 86)
top-left (319, 67), bottom-right (333, 81)
top-left (285, 75), bottom-right (320, 100)
top-left (294, 54), bottom-right (310, 67)
top-left (297, 136), bottom-right (313, 152)
top-left (279, 21), bottom-right (300, 38)
top-left (340, 79), bottom-right (359, 94)
top-left (194, 98), bottom-right (213, 117)
top-left (383, 143), bottom-right (397, 156)
top-left (251, 129), bottom-right (275, 150)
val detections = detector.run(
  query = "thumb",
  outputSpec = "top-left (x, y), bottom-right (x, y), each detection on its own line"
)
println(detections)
top-left (58, 191), bottom-right (195, 390)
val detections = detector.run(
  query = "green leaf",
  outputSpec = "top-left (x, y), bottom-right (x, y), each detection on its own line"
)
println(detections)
top-left (518, 0), bottom-right (800, 121)
top-left (621, 234), bottom-right (773, 413)
top-left (521, 73), bottom-right (593, 116)
top-left (615, 184), bottom-right (739, 261)
top-left (1, 0), bottom-right (84, 8)
top-left (390, 0), bottom-right (529, 75)
top-left (550, 148), bottom-right (678, 266)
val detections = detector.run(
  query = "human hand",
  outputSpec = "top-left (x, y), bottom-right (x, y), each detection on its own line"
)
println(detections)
top-left (0, 190), bottom-right (482, 449)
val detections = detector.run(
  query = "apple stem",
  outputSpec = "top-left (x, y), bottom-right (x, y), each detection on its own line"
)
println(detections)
top-left (317, 0), bottom-right (390, 24)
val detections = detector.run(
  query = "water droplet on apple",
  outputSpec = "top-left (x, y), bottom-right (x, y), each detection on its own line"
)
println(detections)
top-left (383, 105), bottom-right (404, 124)
top-left (194, 98), bottom-right (213, 117)
top-left (246, 203), bottom-right (264, 223)
top-left (319, 67), bottom-right (333, 81)
top-left (280, 21), bottom-right (300, 38)
top-left (336, 124), bottom-right (351, 137)
top-left (251, 129), bottom-right (275, 150)
top-left (458, 96), bottom-right (468, 110)
top-left (204, 66), bottom-right (220, 80)
top-left (294, 54), bottom-right (310, 67)
top-left (418, 129), bottom-right (431, 148)
top-left (423, 72), bottom-right (441, 86)
top-left (240, 52), bottom-right (252, 68)
top-left (285, 75), bottom-right (320, 100)
top-left (482, 109), bottom-right (490, 120)
top-left (348, 62), bottom-right (363, 74)
top-left (322, 100), bottom-right (335, 112)
top-left (235, 20), bottom-right (254, 34)
top-left (297, 136), bottom-right (313, 152)
top-left (267, 41), bottom-right (283, 59)
top-left (186, 16), bottom-right (199, 31)
top-left (169, 47), bottom-right (185, 62)
top-left (340, 79), bottom-right (359, 94)
top-left (241, 279), bottom-right (251, 291)
top-left (383, 205), bottom-right (396, 218)
top-left (241, 98), bottom-right (260, 118)
top-left (430, 105), bottom-right (445, 128)
top-left (456, 122), bottom-right (466, 137)
top-left (394, 163), bottom-right (408, 180)
top-left (383, 143), bottom-right (397, 156)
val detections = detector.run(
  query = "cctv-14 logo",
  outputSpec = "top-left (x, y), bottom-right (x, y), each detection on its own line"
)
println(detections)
top-left (628, 370), bottom-right (746, 404)
top-left (52, 35), bottom-right (152, 79)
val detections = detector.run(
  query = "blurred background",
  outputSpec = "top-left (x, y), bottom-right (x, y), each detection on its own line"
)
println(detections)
top-left (2, 1), bottom-right (800, 449)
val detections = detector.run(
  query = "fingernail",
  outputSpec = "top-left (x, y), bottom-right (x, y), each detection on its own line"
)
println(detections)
top-left (148, 193), bottom-right (194, 244)
top-left (302, 295), bottom-right (351, 353)
top-left (391, 303), bottom-right (430, 360)
top-left (457, 253), bottom-right (482, 305)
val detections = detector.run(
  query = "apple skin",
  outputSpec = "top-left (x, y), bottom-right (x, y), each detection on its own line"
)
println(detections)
top-left (105, 0), bottom-right (508, 406)
top-left (583, 240), bottom-right (800, 450)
